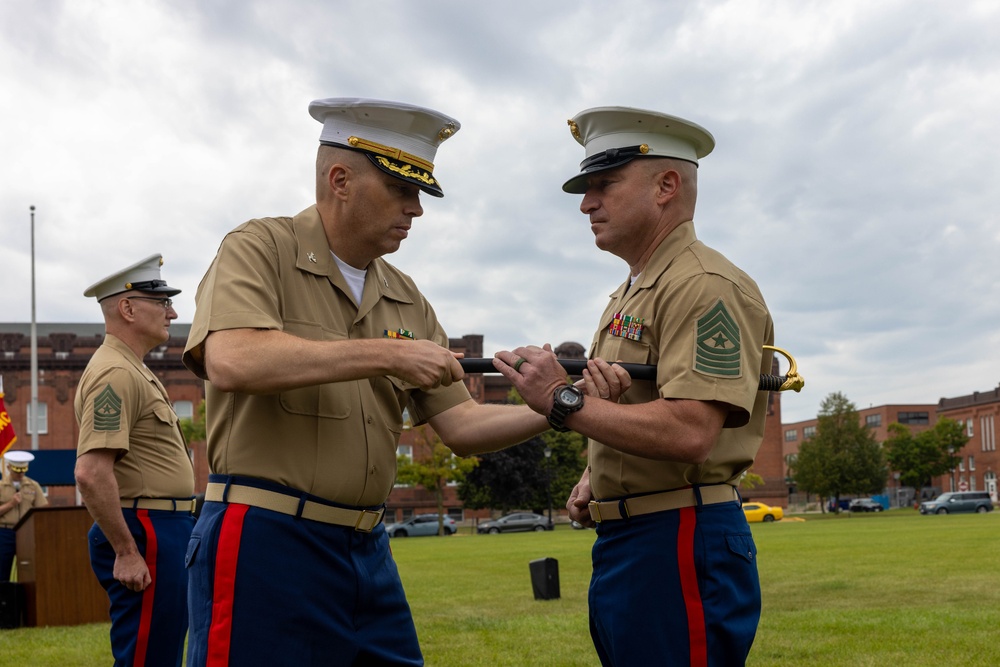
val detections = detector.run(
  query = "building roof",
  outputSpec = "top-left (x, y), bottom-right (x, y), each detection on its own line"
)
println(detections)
top-left (937, 384), bottom-right (1000, 412)
top-left (0, 322), bottom-right (191, 337)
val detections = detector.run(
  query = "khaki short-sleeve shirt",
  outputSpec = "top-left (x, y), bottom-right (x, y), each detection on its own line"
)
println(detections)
top-left (588, 221), bottom-right (775, 499)
top-left (0, 476), bottom-right (48, 527)
top-left (75, 334), bottom-right (195, 499)
top-left (183, 205), bottom-right (471, 506)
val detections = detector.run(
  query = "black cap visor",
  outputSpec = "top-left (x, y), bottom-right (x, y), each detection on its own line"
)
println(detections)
top-left (562, 145), bottom-right (698, 194)
top-left (323, 141), bottom-right (444, 198)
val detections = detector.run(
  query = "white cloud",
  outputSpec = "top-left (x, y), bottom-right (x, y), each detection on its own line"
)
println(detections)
top-left (2, 0), bottom-right (999, 423)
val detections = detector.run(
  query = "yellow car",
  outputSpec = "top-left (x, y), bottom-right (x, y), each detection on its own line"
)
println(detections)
top-left (742, 502), bottom-right (784, 523)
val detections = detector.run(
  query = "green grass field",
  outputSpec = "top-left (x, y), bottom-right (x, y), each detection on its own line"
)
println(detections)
top-left (1, 510), bottom-right (997, 666)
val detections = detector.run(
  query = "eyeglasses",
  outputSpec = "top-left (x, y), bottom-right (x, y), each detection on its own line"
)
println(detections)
top-left (128, 296), bottom-right (173, 309)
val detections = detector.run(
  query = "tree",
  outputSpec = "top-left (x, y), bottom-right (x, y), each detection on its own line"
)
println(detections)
top-left (458, 437), bottom-right (551, 515)
top-left (789, 392), bottom-right (887, 510)
top-left (738, 469), bottom-right (765, 492)
top-left (179, 399), bottom-right (206, 444)
top-left (395, 426), bottom-right (478, 535)
top-left (884, 417), bottom-right (966, 492)
top-left (458, 389), bottom-right (588, 516)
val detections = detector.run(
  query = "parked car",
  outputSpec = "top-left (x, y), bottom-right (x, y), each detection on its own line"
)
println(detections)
top-left (477, 512), bottom-right (552, 534)
top-left (742, 502), bottom-right (783, 523)
top-left (919, 491), bottom-right (993, 515)
top-left (827, 498), bottom-right (852, 513)
top-left (385, 513), bottom-right (457, 537)
top-left (848, 498), bottom-right (885, 513)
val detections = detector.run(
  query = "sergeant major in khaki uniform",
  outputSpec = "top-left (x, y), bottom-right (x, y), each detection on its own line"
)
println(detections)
top-left (496, 107), bottom-right (774, 667)
top-left (74, 254), bottom-right (195, 667)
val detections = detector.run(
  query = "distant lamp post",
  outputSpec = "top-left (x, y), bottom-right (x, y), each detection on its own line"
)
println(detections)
top-left (543, 446), bottom-right (553, 527)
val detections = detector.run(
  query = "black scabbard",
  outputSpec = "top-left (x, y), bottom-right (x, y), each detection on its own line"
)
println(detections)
top-left (458, 358), bottom-right (786, 391)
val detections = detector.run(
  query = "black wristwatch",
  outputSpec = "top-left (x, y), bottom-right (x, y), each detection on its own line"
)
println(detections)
top-left (547, 384), bottom-right (584, 432)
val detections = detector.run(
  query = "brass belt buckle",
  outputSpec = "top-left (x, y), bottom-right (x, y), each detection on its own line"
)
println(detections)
top-left (355, 509), bottom-right (382, 533)
top-left (588, 500), bottom-right (603, 523)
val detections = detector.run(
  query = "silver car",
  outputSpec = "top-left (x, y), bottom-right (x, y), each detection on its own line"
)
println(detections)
top-left (477, 512), bottom-right (552, 534)
top-left (385, 513), bottom-right (457, 537)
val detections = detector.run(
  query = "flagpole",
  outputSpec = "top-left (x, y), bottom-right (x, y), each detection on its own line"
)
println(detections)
top-left (30, 205), bottom-right (38, 451)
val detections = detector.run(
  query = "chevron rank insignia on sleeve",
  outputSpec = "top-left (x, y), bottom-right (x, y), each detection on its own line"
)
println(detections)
top-left (694, 299), bottom-right (742, 377)
top-left (93, 383), bottom-right (123, 431)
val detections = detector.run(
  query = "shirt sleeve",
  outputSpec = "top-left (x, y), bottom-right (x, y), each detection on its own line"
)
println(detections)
top-left (76, 365), bottom-right (141, 458)
top-left (184, 226), bottom-right (284, 378)
top-left (655, 272), bottom-right (770, 424)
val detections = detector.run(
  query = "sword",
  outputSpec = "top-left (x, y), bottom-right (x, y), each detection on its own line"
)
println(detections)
top-left (459, 345), bottom-right (805, 393)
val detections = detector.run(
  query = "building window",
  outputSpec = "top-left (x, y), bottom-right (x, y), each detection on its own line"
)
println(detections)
top-left (803, 426), bottom-right (816, 439)
top-left (982, 416), bottom-right (996, 452)
top-left (26, 402), bottom-right (48, 435)
top-left (966, 418), bottom-right (974, 437)
top-left (958, 458), bottom-right (965, 472)
top-left (393, 444), bottom-right (413, 488)
top-left (784, 429), bottom-right (798, 442)
top-left (968, 456), bottom-right (975, 471)
top-left (865, 414), bottom-right (882, 428)
top-left (897, 412), bottom-right (929, 425)
top-left (173, 400), bottom-right (194, 421)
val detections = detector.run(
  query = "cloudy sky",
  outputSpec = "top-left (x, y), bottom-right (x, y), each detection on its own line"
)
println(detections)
top-left (2, 0), bottom-right (998, 423)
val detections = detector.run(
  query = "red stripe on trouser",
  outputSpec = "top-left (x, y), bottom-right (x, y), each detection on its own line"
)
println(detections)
top-left (207, 503), bottom-right (250, 667)
top-left (133, 510), bottom-right (158, 667)
top-left (678, 506), bottom-right (707, 667)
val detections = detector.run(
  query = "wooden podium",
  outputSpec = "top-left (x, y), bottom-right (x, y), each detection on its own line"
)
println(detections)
top-left (14, 506), bottom-right (109, 626)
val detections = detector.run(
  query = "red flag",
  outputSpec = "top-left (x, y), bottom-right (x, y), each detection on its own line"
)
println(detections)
top-left (0, 392), bottom-right (17, 457)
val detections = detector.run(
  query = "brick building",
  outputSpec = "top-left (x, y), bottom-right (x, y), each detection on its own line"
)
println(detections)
top-left (935, 384), bottom-right (1000, 500)
top-left (1, 324), bottom-right (791, 518)
top-left (781, 394), bottom-right (1000, 507)
top-left (0, 323), bottom-right (205, 506)
top-left (782, 404), bottom-right (938, 507)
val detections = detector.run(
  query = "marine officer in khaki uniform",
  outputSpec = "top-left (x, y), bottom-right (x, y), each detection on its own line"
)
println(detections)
top-left (75, 254), bottom-right (195, 667)
top-left (0, 450), bottom-right (48, 581)
top-left (496, 107), bottom-right (775, 667)
top-left (181, 97), bottom-right (629, 667)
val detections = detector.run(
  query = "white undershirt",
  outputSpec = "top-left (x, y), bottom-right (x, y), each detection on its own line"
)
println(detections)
top-left (332, 252), bottom-right (367, 304)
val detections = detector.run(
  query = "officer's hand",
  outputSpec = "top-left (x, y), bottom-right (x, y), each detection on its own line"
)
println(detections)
top-left (493, 344), bottom-right (569, 415)
top-left (395, 339), bottom-right (465, 390)
top-left (10, 492), bottom-right (21, 505)
top-left (114, 552), bottom-right (152, 593)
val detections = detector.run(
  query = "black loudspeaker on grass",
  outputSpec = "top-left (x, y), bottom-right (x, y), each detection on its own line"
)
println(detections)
top-left (529, 557), bottom-right (560, 600)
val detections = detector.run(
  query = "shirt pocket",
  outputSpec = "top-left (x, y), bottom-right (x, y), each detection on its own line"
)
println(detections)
top-left (592, 337), bottom-right (657, 402)
top-left (278, 321), bottom-right (352, 419)
top-left (153, 404), bottom-right (178, 427)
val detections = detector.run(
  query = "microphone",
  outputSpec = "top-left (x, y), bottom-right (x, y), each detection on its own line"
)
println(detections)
top-left (13, 481), bottom-right (20, 491)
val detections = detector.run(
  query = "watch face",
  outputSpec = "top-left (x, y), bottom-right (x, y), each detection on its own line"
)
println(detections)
top-left (558, 386), bottom-right (583, 407)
